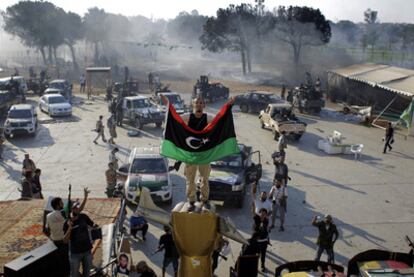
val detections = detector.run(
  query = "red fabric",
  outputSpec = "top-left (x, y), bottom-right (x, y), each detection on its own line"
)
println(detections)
top-left (384, 260), bottom-right (410, 269)
top-left (168, 102), bottom-right (231, 135)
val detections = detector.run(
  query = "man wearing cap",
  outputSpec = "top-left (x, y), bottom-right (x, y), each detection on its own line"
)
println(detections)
top-left (312, 214), bottom-right (339, 263)
top-left (64, 196), bottom-right (96, 277)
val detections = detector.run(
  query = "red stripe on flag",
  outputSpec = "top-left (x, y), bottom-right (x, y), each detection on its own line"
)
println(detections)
top-left (168, 102), bottom-right (232, 135)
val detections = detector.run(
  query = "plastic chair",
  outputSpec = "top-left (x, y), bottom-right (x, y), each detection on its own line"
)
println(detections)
top-left (350, 144), bottom-right (363, 160)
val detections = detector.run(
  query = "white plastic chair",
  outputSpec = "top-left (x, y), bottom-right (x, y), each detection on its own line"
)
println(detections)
top-left (350, 144), bottom-right (363, 160)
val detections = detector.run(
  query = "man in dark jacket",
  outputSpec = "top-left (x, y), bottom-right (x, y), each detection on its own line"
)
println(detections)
top-left (312, 214), bottom-right (339, 264)
top-left (383, 122), bottom-right (394, 154)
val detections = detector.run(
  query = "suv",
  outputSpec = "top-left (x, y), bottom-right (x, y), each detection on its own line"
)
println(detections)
top-left (125, 147), bottom-right (172, 204)
top-left (4, 104), bottom-right (37, 137)
top-left (202, 144), bottom-right (261, 208)
top-left (235, 91), bottom-right (282, 113)
top-left (122, 96), bottom-right (165, 129)
top-left (259, 102), bottom-right (307, 140)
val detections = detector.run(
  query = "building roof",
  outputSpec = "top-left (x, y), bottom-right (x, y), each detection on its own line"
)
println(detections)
top-left (328, 63), bottom-right (414, 98)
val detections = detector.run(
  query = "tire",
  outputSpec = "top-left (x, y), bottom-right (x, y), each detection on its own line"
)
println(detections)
top-left (294, 134), bottom-right (302, 141)
top-left (273, 129), bottom-right (280, 141)
top-left (240, 104), bottom-right (249, 113)
top-left (165, 197), bottom-right (173, 205)
top-left (135, 117), bottom-right (143, 130)
top-left (235, 196), bottom-right (244, 208)
top-left (260, 120), bottom-right (265, 129)
top-left (155, 122), bottom-right (162, 128)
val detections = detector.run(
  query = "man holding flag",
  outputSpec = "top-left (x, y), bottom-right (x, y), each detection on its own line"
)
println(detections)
top-left (161, 95), bottom-right (236, 210)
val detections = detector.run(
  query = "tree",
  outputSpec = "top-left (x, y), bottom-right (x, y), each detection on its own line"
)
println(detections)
top-left (84, 7), bottom-right (108, 64)
top-left (271, 6), bottom-right (331, 71)
top-left (166, 11), bottom-right (207, 45)
top-left (361, 9), bottom-right (380, 54)
top-left (333, 20), bottom-right (360, 45)
top-left (60, 11), bottom-right (84, 70)
top-left (3, 1), bottom-right (64, 65)
top-left (200, 4), bottom-right (259, 75)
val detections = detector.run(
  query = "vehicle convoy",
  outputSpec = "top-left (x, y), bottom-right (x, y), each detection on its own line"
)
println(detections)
top-left (290, 73), bottom-right (325, 114)
top-left (124, 147), bottom-right (172, 205)
top-left (4, 104), bottom-right (37, 138)
top-left (39, 94), bottom-right (72, 116)
top-left (154, 92), bottom-right (186, 114)
top-left (234, 91), bottom-right (282, 113)
top-left (121, 96), bottom-right (165, 129)
top-left (199, 144), bottom-right (262, 208)
top-left (193, 75), bottom-right (229, 102)
top-left (259, 102), bottom-right (307, 141)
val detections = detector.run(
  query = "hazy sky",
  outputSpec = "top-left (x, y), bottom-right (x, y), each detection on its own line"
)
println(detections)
top-left (1, 0), bottom-right (413, 23)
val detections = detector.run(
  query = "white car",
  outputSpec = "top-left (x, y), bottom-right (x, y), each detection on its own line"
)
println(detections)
top-left (39, 94), bottom-right (72, 116)
top-left (4, 104), bottom-right (37, 137)
top-left (125, 147), bottom-right (172, 205)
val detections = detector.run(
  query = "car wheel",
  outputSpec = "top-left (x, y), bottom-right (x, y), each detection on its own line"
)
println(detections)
top-left (240, 104), bottom-right (249, 113)
top-left (260, 120), bottom-right (265, 129)
top-left (273, 129), bottom-right (280, 140)
top-left (135, 117), bottom-right (143, 130)
top-left (294, 134), bottom-right (302, 141)
top-left (236, 196), bottom-right (244, 208)
top-left (165, 197), bottom-right (173, 205)
top-left (155, 122), bottom-right (162, 128)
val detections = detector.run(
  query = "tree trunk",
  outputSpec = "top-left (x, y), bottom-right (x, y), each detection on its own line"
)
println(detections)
top-left (94, 42), bottom-right (99, 65)
top-left (48, 46), bottom-right (53, 64)
top-left (53, 46), bottom-right (58, 65)
top-left (39, 47), bottom-right (47, 65)
top-left (240, 49), bottom-right (246, 75)
top-left (246, 46), bottom-right (252, 73)
top-left (293, 44), bottom-right (301, 74)
top-left (68, 44), bottom-right (79, 71)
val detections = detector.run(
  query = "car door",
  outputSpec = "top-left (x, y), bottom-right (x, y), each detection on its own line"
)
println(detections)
top-left (250, 93), bottom-right (259, 112)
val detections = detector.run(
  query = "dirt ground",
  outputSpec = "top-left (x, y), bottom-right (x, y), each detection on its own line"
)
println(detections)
top-left (0, 78), bottom-right (414, 276)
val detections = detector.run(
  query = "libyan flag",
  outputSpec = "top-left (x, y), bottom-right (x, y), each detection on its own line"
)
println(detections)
top-left (161, 103), bottom-right (239, 164)
top-left (400, 98), bottom-right (414, 128)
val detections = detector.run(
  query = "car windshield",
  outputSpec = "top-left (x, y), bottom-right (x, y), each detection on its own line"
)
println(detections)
top-left (211, 154), bottom-right (242, 168)
top-left (266, 94), bottom-right (282, 102)
top-left (48, 96), bottom-right (66, 104)
top-left (9, 109), bottom-right (32, 118)
top-left (130, 158), bottom-right (167, 174)
top-left (165, 95), bottom-right (181, 104)
top-left (49, 82), bottom-right (65, 90)
top-left (132, 99), bottom-right (151, 108)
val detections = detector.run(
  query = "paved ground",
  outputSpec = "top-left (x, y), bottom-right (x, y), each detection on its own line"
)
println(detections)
top-left (1, 91), bottom-right (414, 276)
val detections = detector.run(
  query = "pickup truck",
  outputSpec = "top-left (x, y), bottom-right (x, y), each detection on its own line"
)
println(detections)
top-left (259, 102), bottom-right (307, 141)
top-left (122, 96), bottom-right (165, 129)
top-left (198, 144), bottom-right (262, 208)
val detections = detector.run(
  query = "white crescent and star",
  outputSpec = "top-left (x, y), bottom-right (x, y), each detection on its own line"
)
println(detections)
top-left (185, 136), bottom-right (210, 149)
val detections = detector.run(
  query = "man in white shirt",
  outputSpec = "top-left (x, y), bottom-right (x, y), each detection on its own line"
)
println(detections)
top-left (277, 131), bottom-right (287, 155)
top-left (269, 179), bottom-right (287, 231)
top-left (251, 181), bottom-right (272, 216)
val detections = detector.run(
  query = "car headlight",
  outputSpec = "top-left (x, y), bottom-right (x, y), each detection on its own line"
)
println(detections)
top-left (161, 186), bottom-right (169, 191)
top-left (232, 183), bottom-right (243, 192)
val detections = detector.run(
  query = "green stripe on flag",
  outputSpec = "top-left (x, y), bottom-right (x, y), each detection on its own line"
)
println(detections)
top-left (161, 138), bottom-right (239, 164)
